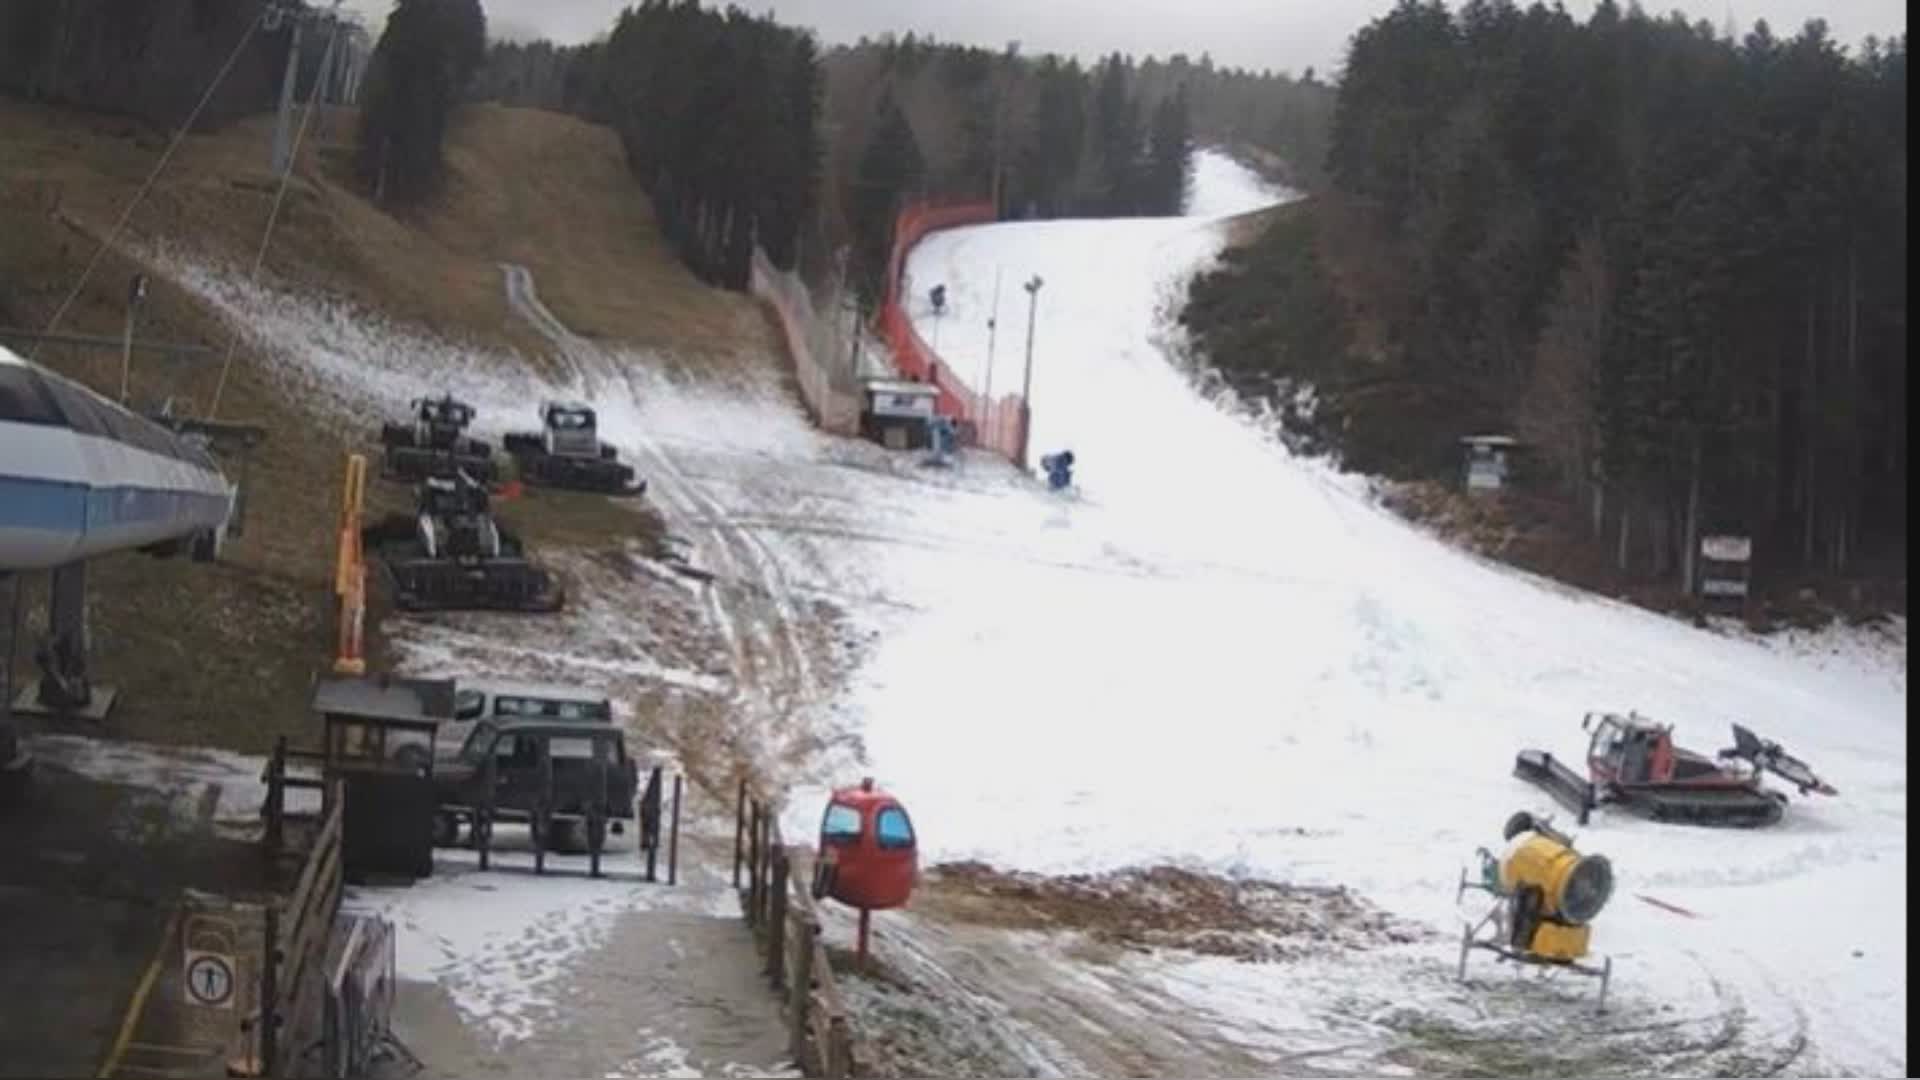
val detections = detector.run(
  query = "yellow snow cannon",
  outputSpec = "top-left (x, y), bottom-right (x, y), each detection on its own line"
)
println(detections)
top-left (1456, 811), bottom-right (1615, 1009)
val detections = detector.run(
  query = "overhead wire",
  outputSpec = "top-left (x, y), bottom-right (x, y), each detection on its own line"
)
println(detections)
top-left (207, 14), bottom-right (343, 420)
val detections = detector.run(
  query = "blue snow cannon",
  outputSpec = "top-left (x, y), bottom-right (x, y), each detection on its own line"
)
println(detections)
top-left (923, 416), bottom-right (957, 468)
top-left (1040, 450), bottom-right (1075, 491)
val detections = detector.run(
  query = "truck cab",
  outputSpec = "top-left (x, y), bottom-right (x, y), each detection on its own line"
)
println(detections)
top-left (432, 719), bottom-right (638, 852)
top-left (541, 401), bottom-right (609, 460)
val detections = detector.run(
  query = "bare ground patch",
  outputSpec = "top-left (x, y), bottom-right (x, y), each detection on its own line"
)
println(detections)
top-left (917, 861), bottom-right (1424, 963)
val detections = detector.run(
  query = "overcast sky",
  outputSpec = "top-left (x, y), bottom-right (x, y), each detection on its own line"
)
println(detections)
top-left (342, 0), bottom-right (1905, 78)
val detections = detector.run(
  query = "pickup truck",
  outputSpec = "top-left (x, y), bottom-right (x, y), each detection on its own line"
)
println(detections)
top-left (431, 718), bottom-right (638, 854)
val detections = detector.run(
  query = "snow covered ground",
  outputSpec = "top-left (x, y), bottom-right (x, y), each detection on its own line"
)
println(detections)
top-left (798, 148), bottom-right (1906, 1075)
top-left (140, 146), bottom-right (1905, 1075)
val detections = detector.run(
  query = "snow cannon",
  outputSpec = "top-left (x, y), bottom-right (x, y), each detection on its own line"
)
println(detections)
top-left (1456, 811), bottom-right (1615, 1010)
top-left (922, 416), bottom-right (957, 468)
top-left (1039, 450), bottom-right (1075, 491)
top-left (810, 778), bottom-right (917, 969)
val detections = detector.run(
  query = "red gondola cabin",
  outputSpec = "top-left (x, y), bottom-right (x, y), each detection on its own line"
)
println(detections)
top-left (817, 778), bottom-right (917, 910)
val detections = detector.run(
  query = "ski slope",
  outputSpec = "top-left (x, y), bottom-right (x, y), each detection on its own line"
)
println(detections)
top-left (821, 149), bottom-right (1907, 1074)
top-left (145, 145), bottom-right (1904, 1074)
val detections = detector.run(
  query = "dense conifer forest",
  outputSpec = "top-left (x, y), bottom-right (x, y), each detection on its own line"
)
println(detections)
top-left (1183, 1), bottom-right (1906, 590)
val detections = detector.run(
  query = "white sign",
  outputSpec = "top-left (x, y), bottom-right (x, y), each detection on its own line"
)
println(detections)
top-left (1700, 535), bottom-right (1753, 562)
top-left (185, 951), bottom-right (237, 1010)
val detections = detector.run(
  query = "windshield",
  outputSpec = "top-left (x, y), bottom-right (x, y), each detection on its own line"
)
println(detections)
top-left (493, 695), bottom-right (612, 722)
top-left (550, 409), bottom-right (592, 429)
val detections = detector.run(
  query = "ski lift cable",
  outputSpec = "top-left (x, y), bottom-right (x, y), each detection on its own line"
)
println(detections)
top-left (208, 17), bottom-right (343, 420)
top-left (31, 8), bottom-right (269, 359)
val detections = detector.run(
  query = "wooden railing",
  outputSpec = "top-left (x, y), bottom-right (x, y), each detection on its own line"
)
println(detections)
top-left (261, 735), bottom-right (327, 865)
top-left (735, 781), bottom-right (859, 1078)
top-left (250, 779), bottom-right (345, 1077)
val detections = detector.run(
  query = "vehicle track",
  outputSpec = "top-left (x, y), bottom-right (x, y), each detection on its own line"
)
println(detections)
top-left (499, 263), bottom-right (821, 772)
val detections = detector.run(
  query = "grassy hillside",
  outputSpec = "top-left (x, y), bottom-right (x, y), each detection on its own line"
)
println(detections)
top-left (0, 100), bottom-right (777, 751)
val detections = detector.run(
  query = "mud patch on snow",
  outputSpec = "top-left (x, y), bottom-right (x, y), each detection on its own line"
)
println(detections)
top-left (918, 862), bottom-right (1426, 963)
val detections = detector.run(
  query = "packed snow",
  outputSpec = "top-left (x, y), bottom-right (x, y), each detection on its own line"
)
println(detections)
top-left (802, 147), bottom-right (1905, 1075)
top-left (137, 145), bottom-right (1905, 1074)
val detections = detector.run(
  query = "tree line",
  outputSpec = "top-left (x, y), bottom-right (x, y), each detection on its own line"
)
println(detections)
top-left (464, 29), bottom-right (1333, 301)
top-left (355, 0), bottom-right (486, 206)
top-left (453, 2), bottom-right (821, 289)
top-left (817, 37), bottom-right (1333, 296)
top-left (1, 0), bottom-right (298, 130)
top-left (1184, 0), bottom-right (1906, 586)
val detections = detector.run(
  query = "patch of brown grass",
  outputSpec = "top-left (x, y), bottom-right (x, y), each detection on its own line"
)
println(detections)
top-left (0, 99), bottom-right (776, 754)
top-left (917, 862), bottom-right (1424, 962)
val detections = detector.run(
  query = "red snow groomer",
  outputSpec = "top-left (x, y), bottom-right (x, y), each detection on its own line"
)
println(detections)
top-left (1514, 711), bottom-right (1837, 828)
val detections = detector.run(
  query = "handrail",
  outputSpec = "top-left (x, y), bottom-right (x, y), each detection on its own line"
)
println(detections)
top-left (736, 780), bottom-right (863, 1078)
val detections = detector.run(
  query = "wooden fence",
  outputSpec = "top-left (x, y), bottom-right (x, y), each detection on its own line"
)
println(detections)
top-left (735, 781), bottom-right (860, 1078)
top-left (248, 770), bottom-right (345, 1077)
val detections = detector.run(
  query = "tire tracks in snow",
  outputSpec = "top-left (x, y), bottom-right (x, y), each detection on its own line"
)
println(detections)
top-left (498, 263), bottom-right (819, 768)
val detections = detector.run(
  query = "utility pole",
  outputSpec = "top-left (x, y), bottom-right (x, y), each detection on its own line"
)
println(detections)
top-left (269, 4), bottom-right (305, 176)
top-left (981, 267), bottom-right (1002, 443)
top-left (119, 274), bottom-right (147, 404)
top-left (1018, 274), bottom-right (1044, 470)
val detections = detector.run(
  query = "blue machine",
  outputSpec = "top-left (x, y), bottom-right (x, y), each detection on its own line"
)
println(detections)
top-left (1, 345), bottom-right (236, 570)
top-left (1039, 450), bottom-right (1075, 491)
top-left (922, 416), bottom-right (957, 468)
top-left (1, 344), bottom-right (241, 778)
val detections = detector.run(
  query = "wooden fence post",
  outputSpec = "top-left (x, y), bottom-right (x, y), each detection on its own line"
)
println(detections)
top-left (758, 811), bottom-right (774, 925)
top-left (260, 905), bottom-right (281, 1077)
top-left (789, 917), bottom-right (814, 1067)
top-left (264, 736), bottom-right (286, 864)
top-left (668, 773), bottom-right (682, 886)
top-left (747, 801), bottom-right (762, 923)
top-left (768, 851), bottom-right (788, 987)
top-left (733, 778), bottom-right (747, 888)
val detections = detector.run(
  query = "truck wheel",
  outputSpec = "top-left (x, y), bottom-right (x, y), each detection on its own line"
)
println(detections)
top-left (433, 812), bottom-right (461, 848)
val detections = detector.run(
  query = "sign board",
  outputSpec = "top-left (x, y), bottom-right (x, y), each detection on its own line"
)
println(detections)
top-left (1460, 436), bottom-right (1514, 494)
top-left (1698, 534), bottom-right (1753, 600)
top-left (185, 950), bottom-right (238, 1010)
top-left (864, 381), bottom-right (937, 421)
top-left (1700, 535), bottom-right (1753, 562)
top-left (1466, 459), bottom-right (1505, 491)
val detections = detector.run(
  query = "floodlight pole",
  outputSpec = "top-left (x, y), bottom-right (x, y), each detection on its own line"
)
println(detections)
top-left (1017, 274), bottom-right (1043, 470)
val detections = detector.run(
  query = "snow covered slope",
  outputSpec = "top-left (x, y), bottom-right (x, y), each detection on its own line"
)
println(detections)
top-left (838, 148), bottom-right (1909, 1074)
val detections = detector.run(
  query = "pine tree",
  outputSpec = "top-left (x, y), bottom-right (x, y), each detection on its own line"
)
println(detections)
top-left (1145, 84), bottom-right (1193, 215)
top-left (850, 87), bottom-right (925, 300)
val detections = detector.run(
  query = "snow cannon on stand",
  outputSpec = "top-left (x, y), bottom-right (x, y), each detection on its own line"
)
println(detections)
top-left (810, 778), bottom-right (917, 970)
top-left (1457, 811), bottom-right (1615, 1011)
top-left (1039, 450), bottom-right (1075, 491)
top-left (922, 416), bottom-right (957, 469)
